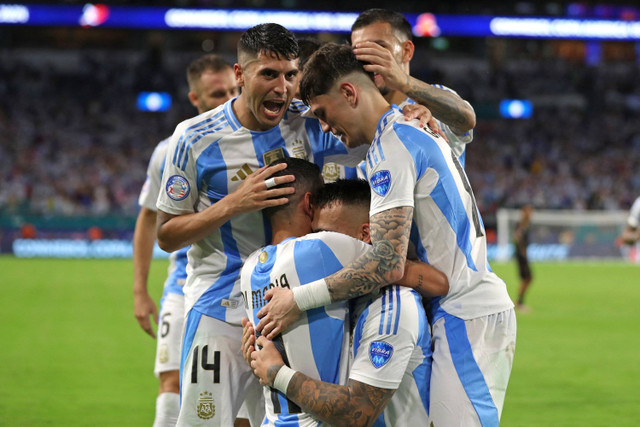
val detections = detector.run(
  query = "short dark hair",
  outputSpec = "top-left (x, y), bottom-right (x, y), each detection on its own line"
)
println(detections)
top-left (263, 158), bottom-right (323, 220)
top-left (297, 38), bottom-right (322, 72)
top-left (312, 179), bottom-right (370, 211)
top-left (351, 8), bottom-right (413, 42)
top-left (299, 43), bottom-right (373, 104)
top-left (238, 23), bottom-right (299, 63)
top-left (186, 54), bottom-right (231, 90)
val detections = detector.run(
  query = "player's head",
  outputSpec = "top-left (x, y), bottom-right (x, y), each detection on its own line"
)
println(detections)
top-left (350, 9), bottom-right (415, 94)
top-left (295, 38), bottom-right (322, 99)
top-left (186, 54), bottom-right (238, 114)
top-left (522, 204), bottom-right (533, 221)
top-left (311, 179), bottom-right (371, 244)
top-left (235, 23), bottom-right (299, 131)
top-left (299, 43), bottom-right (380, 148)
top-left (263, 157), bottom-right (323, 223)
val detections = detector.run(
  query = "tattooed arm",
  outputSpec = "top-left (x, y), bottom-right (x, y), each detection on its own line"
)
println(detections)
top-left (353, 41), bottom-right (475, 136)
top-left (397, 259), bottom-right (449, 298)
top-left (256, 207), bottom-right (412, 338)
top-left (251, 336), bottom-right (394, 427)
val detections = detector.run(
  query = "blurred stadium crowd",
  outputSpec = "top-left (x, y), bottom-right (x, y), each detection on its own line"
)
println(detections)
top-left (1, 35), bottom-right (639, 221)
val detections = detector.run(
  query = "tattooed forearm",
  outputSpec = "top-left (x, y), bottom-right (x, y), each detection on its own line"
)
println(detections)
top-left (267, 364), bottom-right (282, 386)
top-left (286, 374), bottom-right (394, 427)
top-left (405, 76), bottom-right (476, 135)
top-left (326, 206), bottom-right (413, 301)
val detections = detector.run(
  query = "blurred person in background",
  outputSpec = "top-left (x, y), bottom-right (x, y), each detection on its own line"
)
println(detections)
top-left (351, 8), bottom-right (476, 167)
top-left (514, 204), bottom-right (534, 312)
top-left (618, 195), bottom-right (640, 245)
top-left (132, 54), bottom-right (239, 427)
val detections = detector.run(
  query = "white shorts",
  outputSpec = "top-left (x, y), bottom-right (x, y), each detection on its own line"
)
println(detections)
top-left (429, 309), bottom-right (516, 427)
top-left (154, 292), bottom-right (185, 377)
top-left (177, 311), bottom-right (264, 427)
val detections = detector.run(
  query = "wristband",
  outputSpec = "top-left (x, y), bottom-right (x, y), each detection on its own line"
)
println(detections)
top-left (273, 365), bottom-right (296, 394)
top-left (293, 279), bottom-right (331, 311)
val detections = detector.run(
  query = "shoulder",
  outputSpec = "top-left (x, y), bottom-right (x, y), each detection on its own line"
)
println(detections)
top-left (173, 103), bottom-right (234, 146)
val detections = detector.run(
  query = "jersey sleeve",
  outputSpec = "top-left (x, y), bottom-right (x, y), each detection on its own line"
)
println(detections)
top-left (366, 129), bottom-right (418, 217)
top-left (156, 123), bottom-right (200, 215)
top-left (138, 139), bottom-right (169, 211)
top-left (349, 288), bottom-right (419, 389)
top-left (430, 84), bottom-right (474, 152)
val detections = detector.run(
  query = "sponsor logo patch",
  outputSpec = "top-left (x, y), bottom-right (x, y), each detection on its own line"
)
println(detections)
top-left (370, 170), bottom-right (391, 197)
top-left (369, 341), bottom-right (394, 368)
top-left (165, 175), bottom-right (190, 201)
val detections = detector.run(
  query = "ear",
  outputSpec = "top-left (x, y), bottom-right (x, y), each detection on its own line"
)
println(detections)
top-left (234, 63), bottom-right (245, 87)
top-left (302, 192), bottom-right (314, 219)
top-left (359, 222), bottom-right (371, 244)
top-left (339, 81), bottom-right (358, 108)
top-left (401, 39), bottom-right (415, 63)
top-left (187, 91), bottom-right (199, 109)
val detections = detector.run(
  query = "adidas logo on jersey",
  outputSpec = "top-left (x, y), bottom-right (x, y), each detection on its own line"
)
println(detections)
top-left (231, 163), bottom-right (254, 181)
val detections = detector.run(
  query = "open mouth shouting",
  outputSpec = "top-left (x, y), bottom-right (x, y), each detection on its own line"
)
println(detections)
top-left (263, 99), bottom-right (286, 119)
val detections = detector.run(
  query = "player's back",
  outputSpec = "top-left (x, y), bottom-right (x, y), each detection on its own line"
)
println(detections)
top-left (350, 285), bottom-right (431, 425)
top-left (241, 231), bottom-right (371, 426)
top-left (366, 108), bottom-right (513, 321)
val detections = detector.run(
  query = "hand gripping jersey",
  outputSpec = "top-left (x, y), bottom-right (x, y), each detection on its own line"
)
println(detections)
top-left (241, 231), bottom-right (371, 426)
top-left (365, 107), bottom-right (513, 322)
top-left (157, 98), bottom-right (368, 324)
top-left (350, 285), bottom-right (431, 425)
top-left (139, 138), bottom-right (187, 302)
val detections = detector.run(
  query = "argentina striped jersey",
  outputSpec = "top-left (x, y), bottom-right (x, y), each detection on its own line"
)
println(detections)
top-left (365, 107), bottom-right (513, 321)
top-left (241, 231), bottom-right (371, 426)
top-left (156, 98), bottom-right (368, 324)
top-left (138, 138), bottom-right (187, 300)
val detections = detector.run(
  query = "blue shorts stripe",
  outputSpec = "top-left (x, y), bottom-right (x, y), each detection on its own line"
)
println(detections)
top-left (444, 313), bottom-right (499, 427)
top-left (180, 309), bottom-right (202, 403)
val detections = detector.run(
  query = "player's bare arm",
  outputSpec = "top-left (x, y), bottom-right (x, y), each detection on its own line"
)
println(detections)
top-left (133, 206), bottom-right (159, 338)
top-left (325, 206), bottom-right (413, 301)
top-left (251, 336), bottom-right (393, 427)
top-left (354, 41), bottom-right (475, 135)
top-left (398, 259), bottom-right (449, 298)
top-left (256, 207), bottom-right (412, 338)
top-left (156, 163), bottom-right (295, 252)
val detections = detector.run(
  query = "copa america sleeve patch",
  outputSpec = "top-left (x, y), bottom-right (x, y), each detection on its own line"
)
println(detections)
top-left (369, 341), bottom-right (394, 368)
top-left (165, 175), bottom-right (190, 201)
top-left (370, 170), bottom-right (391, 197)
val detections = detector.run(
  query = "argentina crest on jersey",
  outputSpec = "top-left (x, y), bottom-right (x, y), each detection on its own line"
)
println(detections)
top-left (370, 170), bottom-right (391, 197)
top-left (369, 340), bottom-right (394, 368)
top-left (165, 175), bottom-right (190, 201)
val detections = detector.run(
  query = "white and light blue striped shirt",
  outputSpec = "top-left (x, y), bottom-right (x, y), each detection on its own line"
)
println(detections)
top-left (241, 231), bottom-right (371, 426)
top-left (138, 138), bottom-right (187, 301)
top-left (365, 107), bottom-right (513, 321)
top-left (157, 98), bottom-right (368, 324)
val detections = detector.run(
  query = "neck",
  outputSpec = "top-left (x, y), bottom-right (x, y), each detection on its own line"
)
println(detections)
top-left (270, 217), bottom-right (312, 245)
top-left (383, 89), bottom-right (408, 106)
top-left (364, 92), bottom-right (394, 143)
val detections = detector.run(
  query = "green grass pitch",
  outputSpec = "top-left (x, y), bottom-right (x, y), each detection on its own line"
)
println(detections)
top-left (0, 257), bottom-right (638, 426)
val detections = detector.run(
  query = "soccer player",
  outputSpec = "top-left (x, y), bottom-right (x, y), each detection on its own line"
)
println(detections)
top-left (132, 54), bottom-right (238, 427)
top-left (351, 8), bottom-right (476, 166)
top-left (514, 204), bottom-right (534, 312)
top-left (618, 195), bottom-right (640, 245)
top-left (155, 24), bottom-right (381, 427)
top-left (243, 170), bottom-right (448, 426)
top-left (257, 43), bottom-right (516, 427)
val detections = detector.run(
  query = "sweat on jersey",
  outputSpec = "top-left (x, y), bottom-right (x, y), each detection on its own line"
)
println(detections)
top-left (364, 107), bottom-right (513, 322)
top-left (156, 98), bottom-right (368, 324)
top-left (138, 137), bottom-right (187, 302)
top-left (241, 231), bottom-right (371, 426)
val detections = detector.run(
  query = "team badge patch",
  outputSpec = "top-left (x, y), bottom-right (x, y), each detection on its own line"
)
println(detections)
top-left (369, 341), bottom-right (394, 368)
top-left (370, 170), bottom-right (392, 197)
top-left (165, 175), bottom-right (190, 201)
top-left (197, 391), bottom-right (215, 419)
